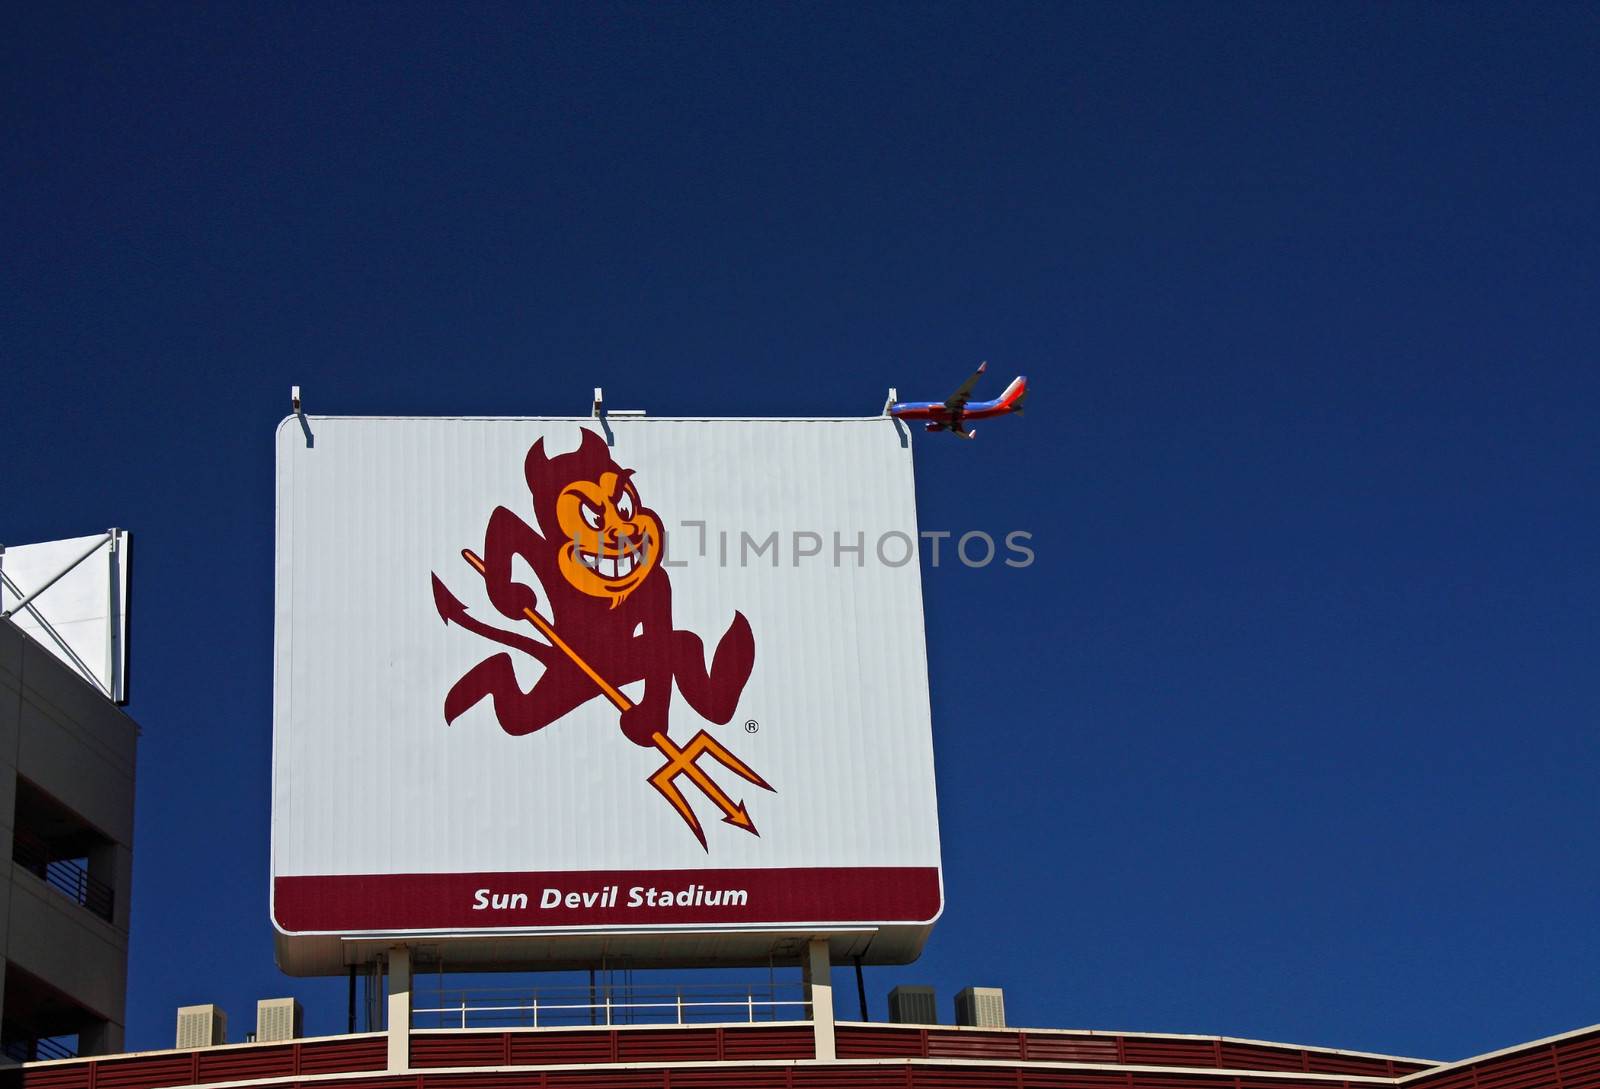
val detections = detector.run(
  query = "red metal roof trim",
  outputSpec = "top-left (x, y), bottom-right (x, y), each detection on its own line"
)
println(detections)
top-left (15, 1019), bottom-right (1600, 1089)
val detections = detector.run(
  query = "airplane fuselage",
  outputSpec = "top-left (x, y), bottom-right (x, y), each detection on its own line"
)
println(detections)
top-left (888, 375), bottom-right (1028, 432)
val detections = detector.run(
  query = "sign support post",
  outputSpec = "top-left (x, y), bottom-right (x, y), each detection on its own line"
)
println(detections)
top-left (386, 946), bottom-right (411, 1071)
top-left (803, 939), bottom-right (835, 1060)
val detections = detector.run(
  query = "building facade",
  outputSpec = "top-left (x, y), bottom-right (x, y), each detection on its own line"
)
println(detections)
top-left (0, 618), bottom-right (137, 1059)
top-left (5, 1011), bottom-right (1597, 1089)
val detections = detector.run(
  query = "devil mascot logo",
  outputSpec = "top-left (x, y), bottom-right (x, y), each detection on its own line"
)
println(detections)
top-left (432, 430), bottom-right (771, 847)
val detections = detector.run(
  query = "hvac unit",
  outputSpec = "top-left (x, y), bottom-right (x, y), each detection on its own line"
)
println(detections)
top-left (955, 987), bottom-right (1006, 1028)
top-left (176, 1005), bottom-right (227, 1049)
top-left (256, 997), bottom-right (303, 1043)
top-left (888, 985), bottom-right (938, 1024)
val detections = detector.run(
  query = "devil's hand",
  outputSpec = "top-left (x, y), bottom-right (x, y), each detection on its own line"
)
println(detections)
top-left (620, 702), bottom-right (665, 748)
top-left (482, 506), bottom-right (546, 623)
top-left (488, 579), bottom-right (539, 622)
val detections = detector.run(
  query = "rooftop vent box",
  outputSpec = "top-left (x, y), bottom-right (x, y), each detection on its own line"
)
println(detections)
top-left (888, 985), bottom-right (938, 1025)
top-left (176, 1005), bottom-right (227, 1049)
top-left (955, 986), bottom-right (1005, 1028)
top-left (257, 997), bottom-right (303, 1043)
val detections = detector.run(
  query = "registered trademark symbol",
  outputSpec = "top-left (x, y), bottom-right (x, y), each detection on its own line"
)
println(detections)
top-left (744, 719), bottom-right (759, 734)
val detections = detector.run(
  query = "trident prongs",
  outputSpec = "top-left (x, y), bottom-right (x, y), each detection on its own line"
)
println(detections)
top-left (648, 730), bottom-right (775, 851)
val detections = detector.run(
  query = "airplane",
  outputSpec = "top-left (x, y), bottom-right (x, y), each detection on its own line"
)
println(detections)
top-left (887, 362), bottom-right (1027, 439)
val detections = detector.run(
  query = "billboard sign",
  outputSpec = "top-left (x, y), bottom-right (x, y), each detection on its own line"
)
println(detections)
top-left (272, 416), bottom-right (941, 972)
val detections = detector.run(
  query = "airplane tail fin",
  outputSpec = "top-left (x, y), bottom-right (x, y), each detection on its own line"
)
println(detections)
top-left (999, 376), bottom-right (1028, 412)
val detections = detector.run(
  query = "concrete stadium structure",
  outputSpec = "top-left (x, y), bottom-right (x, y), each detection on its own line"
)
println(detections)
top-left (0, 617), bottom-right (137, 1058)
top-left (4, 1009), bottom-right (1597, 1089)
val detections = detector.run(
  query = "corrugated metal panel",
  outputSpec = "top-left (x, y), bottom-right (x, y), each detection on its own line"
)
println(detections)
top-left (8, 1031), bottom-right (1435, 1089)
top-left (1117, 1075), bottom-right (1237, 1089)
top-left (91, 1056), bottom-right (198, 1089)
top-left (0, 1055), bottom-right (1440, 1089)
top-left (1022, 1036), bottom-right (1120, 1065)
top-left (928, 1065), bottom-right (1361, 1089)
top-left (510, 1030), bottom-right (618, 1066)
top-left (618, 1029), bottom-right (719, 1063)
top-left (23, 1025), bottom-right (1543, 1089)
top-left (719, 1026), bottom-right (816, 1061)
top-left (1409, 1072), bottom-right (1477, 1089)
top-left (1405, 1031), bottom-right (1600, 1089)
top-left (792, 1066), bottom-right (908, 1089)
top-left (412, 1034), bottom-right (508, 1068)
top-left (1474, 1053), bottom-right (1561, 1089)
top-left (295, 1077), bottom-right (412, 1089)
top-left (1305, 1054), bottom-right (1408, 1077)
top-left (544, 1070), bottom-right (660, 1089)
top-left (925, 1030), bottom-right (1024, 1060)
top-left (296, 1037), bottom-right (388, 1075)
top-left (425, 1074), bottom-right (537, 1089)
top-left (1218, 1043), bottom-right (1308, 1072)
top-left (16, 1040), bottom-right (389, 1089)
top-left (914, 1067), bottom-right (1019, 1089)
top-left (1121, 1040), bottom-right (1225, 1068)
top-left (1554, 1036), bottom-right (1600, 1089)
top-left (1019, 1073), bottom-right (1132, 1089)
top-left (14, 1067), bottom-right (91, 1089)
top-left (831, 1028), bottom-right (1407, 1074)
top-left (667, 1070), bottom-right (791, 1089)
top-left (195, 1046), bottom-right (297, 1083)
top-left (835, 1026), bottom-right (928, 1059)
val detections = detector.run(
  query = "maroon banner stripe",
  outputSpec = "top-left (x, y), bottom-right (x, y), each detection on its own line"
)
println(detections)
top-left (275, 866), bottom-right (941, 931)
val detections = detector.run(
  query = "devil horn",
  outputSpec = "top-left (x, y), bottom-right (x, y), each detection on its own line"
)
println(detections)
top-left (523, 437), bottom-right (549, 490)
top-left (576, 428), bottom-right (609, 458)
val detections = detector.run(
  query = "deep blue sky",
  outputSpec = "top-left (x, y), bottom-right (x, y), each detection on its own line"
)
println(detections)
top-left (5, 1), bottom-right (1598, 1062)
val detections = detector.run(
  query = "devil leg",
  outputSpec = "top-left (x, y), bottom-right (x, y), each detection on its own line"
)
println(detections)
top-left (670, 611), bottom-right (755, 725)
top-left (444, 653), bottom-right (596, 736)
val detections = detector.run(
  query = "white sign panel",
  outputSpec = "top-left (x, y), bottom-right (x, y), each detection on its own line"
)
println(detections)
top-left (272, 416), bottom-right (941, 966)
top-left (1, 531), bottom-right (131, 703)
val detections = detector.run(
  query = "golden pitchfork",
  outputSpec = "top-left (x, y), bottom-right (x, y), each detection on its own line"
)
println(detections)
top-left (461, 549), bottom-right (773, 849)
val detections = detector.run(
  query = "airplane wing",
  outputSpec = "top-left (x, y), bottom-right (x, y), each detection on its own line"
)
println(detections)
top-left (943, 361), bottom-right (987, 411)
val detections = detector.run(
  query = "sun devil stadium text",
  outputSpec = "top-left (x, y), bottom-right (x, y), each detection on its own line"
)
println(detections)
top-left (471, 884), bottom-right (751, 911)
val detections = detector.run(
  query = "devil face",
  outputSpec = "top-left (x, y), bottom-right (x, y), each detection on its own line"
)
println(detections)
top-left (554, 468), bottom-right (662, 604)
top-left (524, 431), bottom-right (664, 606)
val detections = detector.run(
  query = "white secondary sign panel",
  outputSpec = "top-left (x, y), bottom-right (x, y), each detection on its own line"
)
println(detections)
top-left (0, 530), bottom-right (131, 703)
top-left (272, 416), bottom-right (941, 963)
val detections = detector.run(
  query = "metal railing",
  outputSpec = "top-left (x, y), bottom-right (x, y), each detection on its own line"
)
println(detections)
top-left (414, 982), bottom-right (809, 1029)
top-left (11, 832), bottom-right (115, 922)
top-left (3, 1034), bottom-right (78, 1062)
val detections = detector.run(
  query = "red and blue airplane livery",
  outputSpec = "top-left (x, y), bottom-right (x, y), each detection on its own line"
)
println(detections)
top-left (888, 362), bottom-right (1028, 439)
